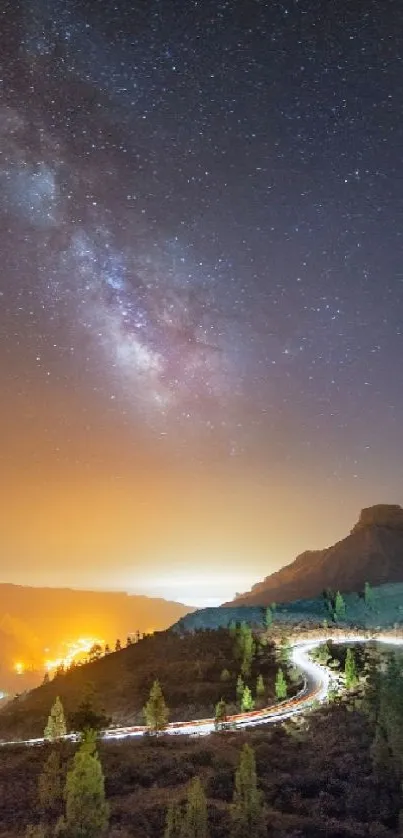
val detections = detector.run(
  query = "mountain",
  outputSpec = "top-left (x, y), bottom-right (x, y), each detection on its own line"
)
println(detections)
top-left (0, 584), bottom-right (192, 691)
top-left (229, 504), bottom-right (403, 606)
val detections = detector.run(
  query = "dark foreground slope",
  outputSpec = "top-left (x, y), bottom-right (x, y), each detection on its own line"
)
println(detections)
top-left (230, 504), bottom-right (403, 606)
top-left (0, 704), bottom-right (397, 838)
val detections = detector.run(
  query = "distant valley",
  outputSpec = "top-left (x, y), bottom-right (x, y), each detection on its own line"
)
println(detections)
top-left (0, 584), bottom-right (192, 695)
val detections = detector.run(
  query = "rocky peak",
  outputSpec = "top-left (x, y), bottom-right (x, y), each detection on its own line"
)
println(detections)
top-left (351, 505), bottom-right (403, 533)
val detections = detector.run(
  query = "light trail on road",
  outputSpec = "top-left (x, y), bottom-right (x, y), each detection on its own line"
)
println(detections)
top-left (2, 632), bottom-right (403, 746)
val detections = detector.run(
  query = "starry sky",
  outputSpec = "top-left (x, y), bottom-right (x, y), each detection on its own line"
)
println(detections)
top-left (1, 0), bottom-right (402, 607)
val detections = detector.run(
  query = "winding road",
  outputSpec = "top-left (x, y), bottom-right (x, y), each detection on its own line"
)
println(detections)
top-left (3, 631), bottom-right (402, 746)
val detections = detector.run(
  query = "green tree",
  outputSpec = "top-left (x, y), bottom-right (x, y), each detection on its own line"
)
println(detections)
top-left (264, 606), bottom-right (272, 628)
top-left (164, 801), bottom-right (182, 838)
top-left (241, 629), bottom-right (255, 677)
top-left (38, 749), bottom-right (64, 823)
top-left (256, 674), bottom-right (265, 700)
top-left (44, 697), bottom-right (67, 741)
top-left (182, 777), bottom-right (208, 838)
top-left (228, 620), bottom-right (238, 639)
top-left (60, 729), bottom-right (109, 838)
top-left (236, 674), bottom-right (244, 707)
top-left (231, 744), bottom-right (265, 838)
top-left (345, 648), bottom-right (358, 689)
top-left (215, 698), bottom-right (228, 730)
top-left (144, 679), bottom-right (169, 732)
top-left (69, 685), bottom-right (110, 734)
top-left (278, 634), bottom-right (291, 665)
top-left (220, 668), bottom-right (230, 682)
top-left (364, 580), bottom-right (374, 607)
top-left (275, 668), bottom-right (287, 701)
top-left (314, 641), bottom-right (331, 665)
top-left (241, 686), bottom-right (254, 712)
top-left (334, 590), bottom-right (346, 619)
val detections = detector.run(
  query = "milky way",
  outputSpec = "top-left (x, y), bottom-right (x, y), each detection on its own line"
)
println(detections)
top-left (1, 0), bottom-right (403, 473)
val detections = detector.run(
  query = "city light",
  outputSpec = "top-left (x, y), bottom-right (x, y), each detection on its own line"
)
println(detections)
top-left (44, 636), bottom-right (104, 673)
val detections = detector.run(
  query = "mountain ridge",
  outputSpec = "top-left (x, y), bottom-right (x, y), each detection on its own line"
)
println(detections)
top-left (228, 504), bottom-right (403, 606)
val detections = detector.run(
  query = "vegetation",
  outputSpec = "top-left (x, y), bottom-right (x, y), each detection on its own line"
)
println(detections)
top-left (344, 647), bottom-right (359, 689)
top-left (38, 749), bottom-right (64, 824)
top-left (3, 686), bottom-right (403, 837)
top-left (214, 698), bottom-right (228, 730)
top-left (44, 697), bottom-right (67, 741)
top-left (69, 685), bottom-right (110, 734)
top-left (60, 729), bottom-right (109, 838)
top-left (231, 744), bottom-right (265, 838)
top-left (182, 777), bottom-right (209, 838)
top-left (275, 667), bottom-right (287, 701)
top-left (240, 686), bottom-right (254, 712)
top-left (334, 590), bottom-right (346, 619)
top-left (0, 630), bottom-right (282, 740)
top-left (256, 674), bottom-right (265, 700)
top-left (143, 679), bottom-right (169, 732)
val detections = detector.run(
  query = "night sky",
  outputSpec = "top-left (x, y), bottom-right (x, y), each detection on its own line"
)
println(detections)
top-left (1, 0), bottom-right (402, 606)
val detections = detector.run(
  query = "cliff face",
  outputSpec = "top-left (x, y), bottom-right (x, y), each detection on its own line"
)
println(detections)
top-left (230, 504), bottom-right (403, 606)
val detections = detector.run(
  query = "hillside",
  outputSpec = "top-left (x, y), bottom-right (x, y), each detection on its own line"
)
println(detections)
top-left (0, 704), bottom-right (397, 838)
top-left (0, 628), bottom-right (283, 740)
top-left (0, 584), bottom-right (192, 690)
top-left (229, 504), bottom-right (403, 606)
top-left (174, 581), bottom-right (403, 633)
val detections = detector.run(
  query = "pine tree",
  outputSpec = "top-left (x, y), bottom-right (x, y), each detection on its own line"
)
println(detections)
top-left (228, 620), bottom-right (237, 639)
top-left (182, 777), bottom-right (208, 838)
top-left (88, 644), bottom-right (102, 662)
top-left (69, 686), bottom-right (110, 734)
top-left (104, 644), bottom-right (110, 655)
top-left (214, 698), bottom-right (228, 730)
top-left (61, 729), bottom-right (109, 838)
top-left (231, 744), bottom-right (265, 838)
top-left (256, 674), bottom-right (265, 700)
top-left (38, 749), bottom-right (64, 822)
top-left (264, 606), bottom-right (272, 628)
top-left (334, 591), bottom-right (346, 619)
top-left (164, 801), bottom-right (182, 838)
top-left (126, 636), bottom-right (132, 646)
top-left (275, 668), bottom-right (287, 701)
top-left (44, 697), bottom-right (67, 741)
top-left (364, 581), bottom-right (373, 607)
top-left (241, 630), bottom-right (255, 677)
top-left (236, 674), bottom-right (244, 707)
top-left (144, 679), bottom-right (169, 732)
top-left (42, 672), bottom-right (50, 685)
top-left (278, 634), bottom-right (291, 664)
top-left (345, 648), bottom-right (358, 689)
top-left (241, 686), bottom-right (254, 712)
top-left (115, 638), bottom-right (121, 652)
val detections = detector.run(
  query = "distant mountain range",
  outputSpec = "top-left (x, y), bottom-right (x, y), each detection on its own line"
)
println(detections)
top-left (228, 504), bottom-right (403, 606)
top-left (0, 584), bottom-right (192, 689)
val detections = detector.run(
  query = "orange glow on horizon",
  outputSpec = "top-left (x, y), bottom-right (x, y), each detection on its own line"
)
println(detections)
top-left (14, 662), bottom-right (25, 675)
top-left (44, 636), bottom-right (104, 673)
